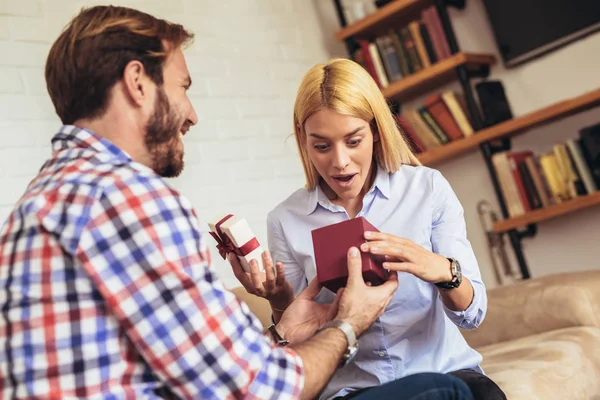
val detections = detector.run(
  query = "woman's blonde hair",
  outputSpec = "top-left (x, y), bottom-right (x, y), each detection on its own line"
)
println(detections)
top-left (293, 58), bottom-right (421, 190)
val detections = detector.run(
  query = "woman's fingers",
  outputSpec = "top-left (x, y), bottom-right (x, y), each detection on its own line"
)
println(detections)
top-left (383, 261), bottom-right (420, 277)
top-left (263, 252), bottom-right (276, 292)
top-left (360, 241), bottom-right (415, 262)
top-left (229, 254), bottom-right (254, 292)
top-left (275, 262), bottom-right (286, 286)
top-left (249, 260), bottom-right (265, 295)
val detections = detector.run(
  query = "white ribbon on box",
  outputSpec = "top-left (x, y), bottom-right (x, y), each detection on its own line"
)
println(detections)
top-left (208, 214), bottom-right (265, 273)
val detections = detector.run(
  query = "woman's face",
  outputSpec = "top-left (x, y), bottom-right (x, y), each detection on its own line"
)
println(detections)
top-left (304, 108), bottom-right (378, 202)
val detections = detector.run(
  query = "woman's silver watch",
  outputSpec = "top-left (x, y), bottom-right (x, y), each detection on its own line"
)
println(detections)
top-left (317, 320), bottom-right (359, 367)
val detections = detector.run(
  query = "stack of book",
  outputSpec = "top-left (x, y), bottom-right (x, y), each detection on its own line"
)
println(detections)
top-left (396, 90), bottom-right (474, 153)
top-left (491, 125), bottom-right (600, 218)
top-left (352, 5), bottom-right (451, 88)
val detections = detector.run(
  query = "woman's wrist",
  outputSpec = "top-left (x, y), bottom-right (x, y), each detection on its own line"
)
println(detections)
top-left (269, 296), bottom-right (293, 313)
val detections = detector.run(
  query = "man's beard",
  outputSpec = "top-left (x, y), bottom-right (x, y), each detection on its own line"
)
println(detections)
top-left (145, 87), bottom-right (185, 178)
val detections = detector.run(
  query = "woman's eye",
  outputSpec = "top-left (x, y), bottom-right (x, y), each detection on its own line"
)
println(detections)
top-left (348, 139), bottom-right (362, 147)
top-left (313, 144), bottom-right (330, 151)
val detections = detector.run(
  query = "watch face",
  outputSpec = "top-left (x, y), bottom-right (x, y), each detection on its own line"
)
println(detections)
top-left (343, 345), bottom-right (359, 366)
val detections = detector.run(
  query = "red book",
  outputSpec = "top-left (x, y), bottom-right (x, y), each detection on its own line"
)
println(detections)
top-left (397, 115), bottom-right (425, 153)
top-left (358, 40), bottom-right (382, 88)
top-left (311, 217), bottom-right (388, 293)
top-left (424, 93), bottom-right (464, 141)
top-left (422, 7), bottom-right (451, 60)
top-left (507, 151), bottom-right (535, 212)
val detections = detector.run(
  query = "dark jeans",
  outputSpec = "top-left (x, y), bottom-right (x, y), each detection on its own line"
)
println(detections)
top-left (449, 369), bottom-right (507, 400)
top-left (336, 372), bottom-right (473, 400)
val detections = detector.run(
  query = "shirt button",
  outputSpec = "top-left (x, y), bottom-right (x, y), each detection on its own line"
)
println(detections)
top-left (377, 351), bottom-right (386, 357)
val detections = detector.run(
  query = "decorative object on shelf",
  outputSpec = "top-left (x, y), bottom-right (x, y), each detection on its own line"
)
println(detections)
top-left (477, 200), bottom-right (520, 284)
top-left (475, 80), bottom-right (513, 127)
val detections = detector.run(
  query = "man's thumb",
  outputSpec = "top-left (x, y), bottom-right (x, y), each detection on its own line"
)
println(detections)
top-left (346, 247), bottom-right (363, 287)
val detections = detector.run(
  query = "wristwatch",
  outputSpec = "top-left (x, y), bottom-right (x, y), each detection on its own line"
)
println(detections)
top-left (317, 320), bottom-right (359, 368)
top-left (435, 257), bottom-right (462, 290)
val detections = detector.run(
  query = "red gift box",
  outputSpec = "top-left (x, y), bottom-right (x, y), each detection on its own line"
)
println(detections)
top-left (311, 217), bottom-right (389, 293)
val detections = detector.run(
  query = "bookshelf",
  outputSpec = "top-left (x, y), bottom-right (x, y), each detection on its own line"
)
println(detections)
top-left (332, 0), bottom-right (600, 280)
top-left (335, 0), bottom-right (435, 41)
top-left (383, 52), bottom-right (495, 102)
top-left (494, 192), bottom-right (600, 233)
top-left (418, 87), bottom-right (600, 165)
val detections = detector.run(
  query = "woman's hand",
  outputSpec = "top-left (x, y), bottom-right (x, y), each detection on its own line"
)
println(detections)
top-left (228, 251), bottom-right (295, 312)
top-left (360, 231), bottom-right (452, 284)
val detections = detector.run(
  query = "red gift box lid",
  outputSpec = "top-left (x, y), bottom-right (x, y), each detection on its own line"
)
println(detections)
top-left (311, 217), bottom-right (388, 292)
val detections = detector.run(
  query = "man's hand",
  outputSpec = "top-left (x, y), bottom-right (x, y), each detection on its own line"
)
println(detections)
top-left (276, 278), bottom-right (342, 345)
top-left (335, 247), bottom-right (399, 337)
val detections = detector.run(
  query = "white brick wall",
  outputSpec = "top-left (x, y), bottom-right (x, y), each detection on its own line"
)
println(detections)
top-left (0, 0), bottom-right (334, 288)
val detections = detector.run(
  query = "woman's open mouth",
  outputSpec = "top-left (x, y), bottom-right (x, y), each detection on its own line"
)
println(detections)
top-left (332, 173), bottom-right (358, 188)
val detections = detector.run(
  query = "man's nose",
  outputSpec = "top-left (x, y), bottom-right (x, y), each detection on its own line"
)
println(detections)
top-left (188, 105), bottom-right (198, 126)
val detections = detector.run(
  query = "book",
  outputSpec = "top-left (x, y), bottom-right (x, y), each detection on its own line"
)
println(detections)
top-left (539, 153), bottom-right (569, 202)
top-left (517, 160), bottom-right (542, 210)
top-left (441, 91), bottom-right (474, 137)
top-left (419, 21), bottom-right (437, 64)
top-left (423, 93), bottom-right (464, 141)
top-left (403, 109), bottom-right (441, 149)
top-left (418, 107), bottom-right (449, 144)
top-left (408, 21), bottom-right (431, 68)
top-left (368, 42), bottom-right (389, 88)
top-left (492, 152), bottom-right (525, 217)
top-left (357, 40), bottom-right (381, 88)
top-left (567, 138), bottom-right (598, 194)
top-left (524, 155), bottom-right (551, 208)
top-left (375, 36), bottom-right (403, 82)
top-left (422, 6), bottom-right (451, 61)
top-left (399, 27), bottom-right (422, 73)
top-left (389, 31), bottom-right (411, 77)
top-left (397, 115), bottom-right (425, 153)
top-left (507, 151), bottom-right (535, 212)
top-left (553, 143), bottom-right (580, 198)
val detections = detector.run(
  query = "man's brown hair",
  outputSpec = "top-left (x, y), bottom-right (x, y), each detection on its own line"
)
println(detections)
top-left (45, 6), bottom-right (194, 124)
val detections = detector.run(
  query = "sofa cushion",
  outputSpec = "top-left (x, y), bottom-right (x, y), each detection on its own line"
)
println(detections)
top-left (478, 326), bottom-right (600, 400)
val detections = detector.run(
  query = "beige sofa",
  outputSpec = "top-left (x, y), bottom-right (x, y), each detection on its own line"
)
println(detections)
top-left (232, 270), bottom-right (600, 399)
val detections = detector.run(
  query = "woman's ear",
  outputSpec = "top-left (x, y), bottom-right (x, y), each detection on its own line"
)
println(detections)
top-left (372, 127), bottom-right (380, 143)
top-left (370, 120), bottom-right (380, 142)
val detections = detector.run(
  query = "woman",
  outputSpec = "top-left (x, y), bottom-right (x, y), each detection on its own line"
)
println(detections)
top-left (231, 58), bottom-right (506, 400)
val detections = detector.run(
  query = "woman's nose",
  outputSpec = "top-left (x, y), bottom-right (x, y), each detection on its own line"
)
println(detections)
top-left (332, 147), bottom-right (350, 170)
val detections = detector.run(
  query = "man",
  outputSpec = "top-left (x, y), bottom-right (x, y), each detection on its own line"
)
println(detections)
top-left (0, 6), bottom-right (473, 400)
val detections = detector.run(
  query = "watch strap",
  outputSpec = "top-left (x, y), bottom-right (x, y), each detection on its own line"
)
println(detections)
top-left (267, 324), bottom-right (289, 347)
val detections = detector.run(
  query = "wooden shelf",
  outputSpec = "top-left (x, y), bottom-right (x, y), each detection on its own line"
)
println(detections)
top-left (383, 52), bottom-right (495, 103)
top-left (493, 192), bottom-right (600, 233)
top-left (335, 0), bottom-right (433, 41)
top-left (418, 87), bottom-right (600, 166)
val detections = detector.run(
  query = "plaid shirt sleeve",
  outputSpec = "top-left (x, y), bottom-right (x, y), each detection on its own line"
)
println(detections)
top-left (77, 175), bottom-right (304, 399)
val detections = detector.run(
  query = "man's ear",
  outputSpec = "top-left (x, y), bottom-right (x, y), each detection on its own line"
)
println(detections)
top-left (122, 60), bottom-right (149, 107)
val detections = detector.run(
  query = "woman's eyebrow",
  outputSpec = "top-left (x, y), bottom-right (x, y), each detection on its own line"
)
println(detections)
top-left (308, 126), bottom-right (365, 139)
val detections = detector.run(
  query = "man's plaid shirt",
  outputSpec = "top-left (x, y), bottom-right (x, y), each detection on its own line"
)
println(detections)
top-left (0, 125), bottom-right (303, 399)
